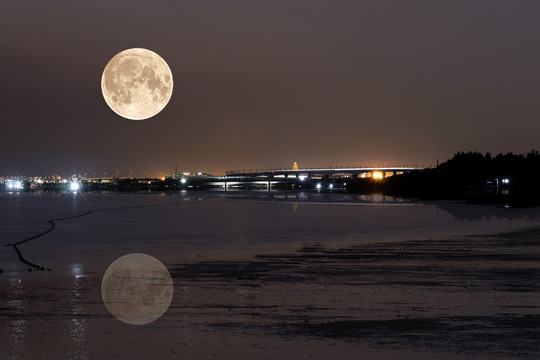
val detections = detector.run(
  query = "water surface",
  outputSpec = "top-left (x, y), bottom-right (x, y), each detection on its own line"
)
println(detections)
top-left (0, 191), bottom-right (539, 359)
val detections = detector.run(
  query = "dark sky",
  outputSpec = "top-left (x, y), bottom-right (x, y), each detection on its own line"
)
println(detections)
top-left (2, 1), bottom-right (540, 177)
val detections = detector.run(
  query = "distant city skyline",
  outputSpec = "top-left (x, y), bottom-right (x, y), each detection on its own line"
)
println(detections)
top-left (2, 1), bottom-right (540, 177)
top-left (0, 161), bottom-right (428, 178)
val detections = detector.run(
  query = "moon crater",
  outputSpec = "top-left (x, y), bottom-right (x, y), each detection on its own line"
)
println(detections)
top-left (101, 48), bottom-right (173, 120)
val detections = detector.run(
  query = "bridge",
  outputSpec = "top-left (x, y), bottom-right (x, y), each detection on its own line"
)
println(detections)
top-left (225, 166), bottom-right (422, 179)
top-left (170, 166), bottom-right (425, 191)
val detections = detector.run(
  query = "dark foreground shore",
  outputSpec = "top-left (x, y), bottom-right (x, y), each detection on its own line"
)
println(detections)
top-left (2, 225), bottom-right (539, 360)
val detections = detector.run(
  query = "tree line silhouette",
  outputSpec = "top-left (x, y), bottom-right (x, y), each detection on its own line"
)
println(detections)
top-left (348, 150), bottom-right (540, 205)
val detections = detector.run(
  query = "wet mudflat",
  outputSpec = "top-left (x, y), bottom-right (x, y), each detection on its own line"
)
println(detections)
top-left (0, 192), bottom-right (539, 359)
top-left (169, 229), bottom-right (539, 360)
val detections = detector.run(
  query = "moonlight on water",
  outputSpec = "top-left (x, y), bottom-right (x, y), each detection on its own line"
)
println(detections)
top-left (101, 253), bottom-right (173, 325)
top-left (101, 48), bottom-right (173, 120)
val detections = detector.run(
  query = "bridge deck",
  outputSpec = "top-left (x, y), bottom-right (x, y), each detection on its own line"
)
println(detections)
top-left (225, 167), bottom-right (423, 178)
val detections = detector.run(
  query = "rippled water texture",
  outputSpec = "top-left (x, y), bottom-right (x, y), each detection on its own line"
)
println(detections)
top-left (1, 192), bottom-right (539, 359)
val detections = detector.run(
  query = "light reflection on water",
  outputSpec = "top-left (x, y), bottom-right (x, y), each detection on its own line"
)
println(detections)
top-left (7, 277), bottom-right (27, 359)
top-left (68, 264), bottom-right (89, 360)
top-left (219, 191), bottom-right (540, 221)
top-left (3, 269), bottom-right (90, 360)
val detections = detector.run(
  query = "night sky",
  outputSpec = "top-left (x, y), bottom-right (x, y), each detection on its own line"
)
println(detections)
top-left (2, 1), bottom-right (540, 177)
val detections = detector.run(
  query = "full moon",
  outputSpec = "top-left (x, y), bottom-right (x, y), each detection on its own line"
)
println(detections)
top-left (101, 253), bottom-right (173, 325)
top-left (101, 48), bottom-right (173, 120)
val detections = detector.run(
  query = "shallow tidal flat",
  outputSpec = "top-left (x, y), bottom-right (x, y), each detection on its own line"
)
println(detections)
top-left (1, 193), bottom-right (539, 359)
top-left (168, 229), bottom-right (540, 360)
top-left (2, 229), bottom-right (538, 359)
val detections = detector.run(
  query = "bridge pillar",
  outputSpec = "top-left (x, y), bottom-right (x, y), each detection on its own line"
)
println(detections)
top-left (268, 181), bottom-right (271, 191)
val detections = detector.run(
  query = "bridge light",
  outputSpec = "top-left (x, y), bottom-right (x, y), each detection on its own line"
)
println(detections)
top-left (372, 171), bottom-right (384, 180)
top-left (180, 178), bottom-right (187, 184)
top-left (329, 184), bottom-right (333, 189)
top-left (299, 175), bottom-right (306, 181)
top-left (502, 178), bottom-right (509, 184)
top-left (316, 183), bottom-right (322, 190)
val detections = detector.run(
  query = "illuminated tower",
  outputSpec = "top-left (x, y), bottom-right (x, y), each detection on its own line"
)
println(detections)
top-left (293, 162), bottom-right (299, 171)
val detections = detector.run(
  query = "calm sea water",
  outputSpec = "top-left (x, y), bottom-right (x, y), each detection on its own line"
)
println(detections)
top-left (1, 191), bottom-right (539, 274)
top-left (1, 191), bottom-right (539, 359)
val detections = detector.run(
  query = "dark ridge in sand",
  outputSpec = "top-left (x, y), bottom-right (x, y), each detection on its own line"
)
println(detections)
top-left (172, 234), bottom-right (539, 291)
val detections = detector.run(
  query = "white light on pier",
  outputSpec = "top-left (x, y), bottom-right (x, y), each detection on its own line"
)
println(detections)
top-left (7, 180), bottom-right (23, 190)
top-left (70, 181), bottom-right (80, 191)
